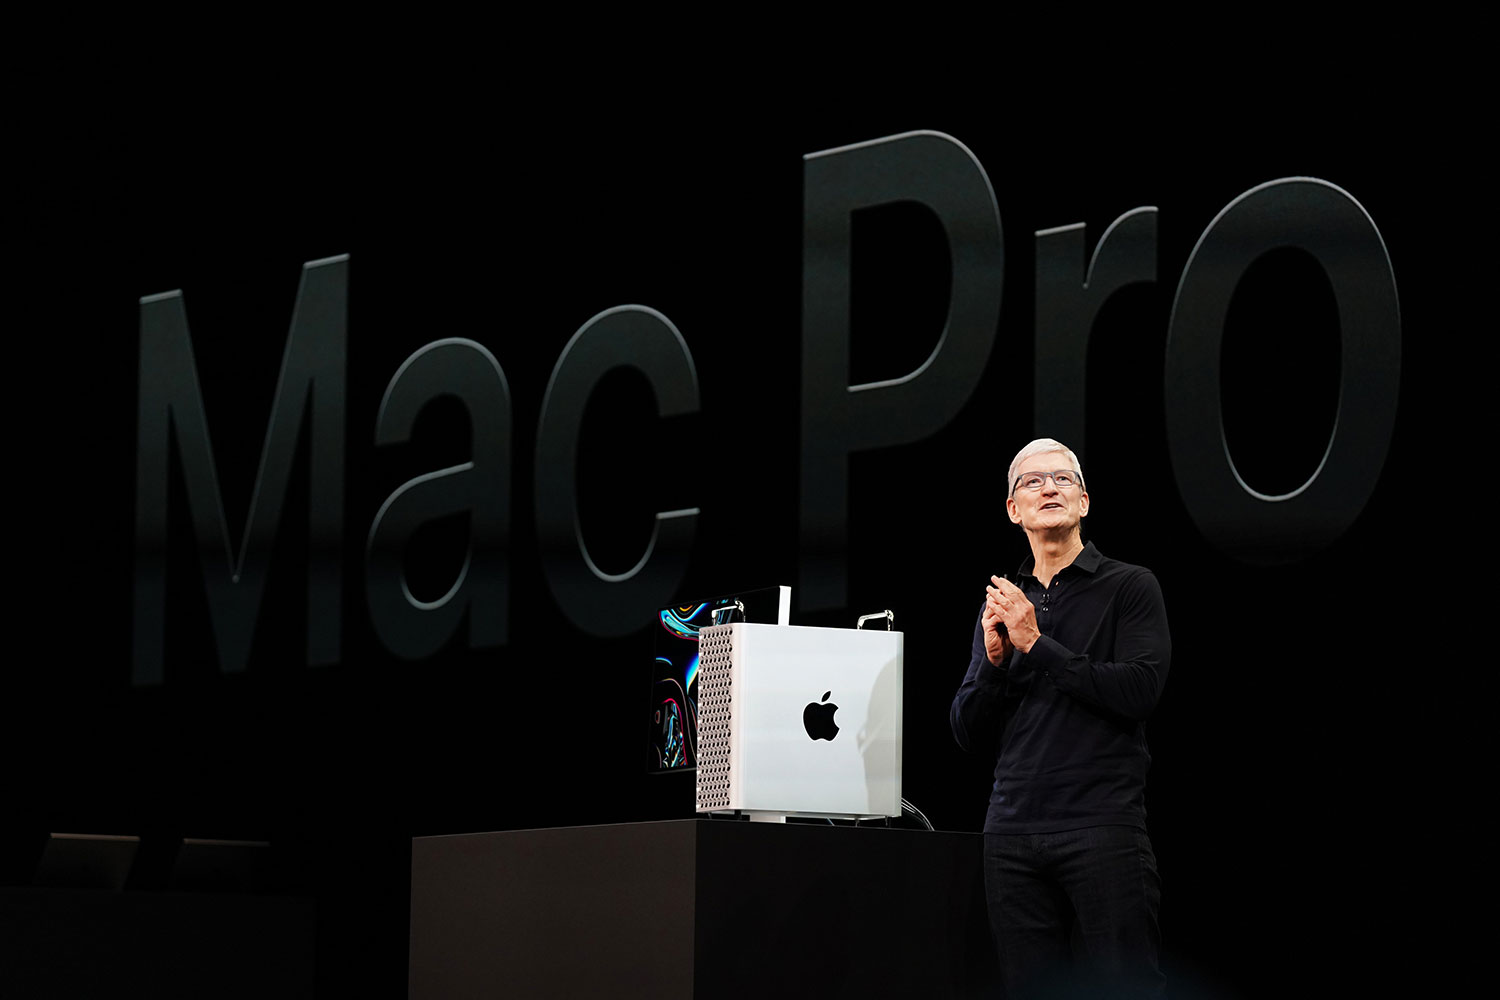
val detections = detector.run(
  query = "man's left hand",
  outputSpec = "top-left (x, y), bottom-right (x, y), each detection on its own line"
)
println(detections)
top-left (987, 576), bottom-right (1041, 653)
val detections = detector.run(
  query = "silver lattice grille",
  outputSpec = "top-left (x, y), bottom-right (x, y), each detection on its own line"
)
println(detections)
top-left (695, 624), bottom-right (734, 811)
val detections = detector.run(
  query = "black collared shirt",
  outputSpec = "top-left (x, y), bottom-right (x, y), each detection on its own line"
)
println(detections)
top-left (950, 542), bottom-right (1171, 833)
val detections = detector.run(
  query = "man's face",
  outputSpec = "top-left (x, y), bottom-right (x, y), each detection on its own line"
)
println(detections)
top-left (1006, 450), bottom-right (1089, 533)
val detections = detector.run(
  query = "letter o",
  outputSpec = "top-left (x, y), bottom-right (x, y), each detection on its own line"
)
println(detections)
top-left (1165, 178), bottom-right (1400, 565)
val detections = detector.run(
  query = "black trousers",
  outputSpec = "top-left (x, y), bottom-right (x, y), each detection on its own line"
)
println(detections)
top-left (983, 825), bottom-right (1165, 999)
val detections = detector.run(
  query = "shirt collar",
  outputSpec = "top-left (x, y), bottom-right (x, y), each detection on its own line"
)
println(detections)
top-left (1017, 540), bottom-right (1102, 581)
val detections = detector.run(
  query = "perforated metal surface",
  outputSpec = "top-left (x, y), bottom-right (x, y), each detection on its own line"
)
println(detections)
top-left (695, 624), bottom-right (734, 811)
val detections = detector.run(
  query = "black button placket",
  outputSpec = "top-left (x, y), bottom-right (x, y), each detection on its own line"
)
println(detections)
top-left (1038, 576), bottom-right (1060, 635)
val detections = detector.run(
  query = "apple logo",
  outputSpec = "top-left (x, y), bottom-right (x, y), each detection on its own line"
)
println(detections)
top-left (803, 691), bottom-right (840, 741)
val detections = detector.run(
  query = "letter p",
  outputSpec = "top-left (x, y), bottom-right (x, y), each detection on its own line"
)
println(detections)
top-left (800, 131), bottom-right (1003, 610)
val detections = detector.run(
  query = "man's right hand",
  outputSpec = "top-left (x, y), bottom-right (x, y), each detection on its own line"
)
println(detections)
top-left (982, 600), bottom-right (1014, 667)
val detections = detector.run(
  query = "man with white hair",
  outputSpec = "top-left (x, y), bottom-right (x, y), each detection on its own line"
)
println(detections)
top-left (951, 437), bottom-right (1171, 999)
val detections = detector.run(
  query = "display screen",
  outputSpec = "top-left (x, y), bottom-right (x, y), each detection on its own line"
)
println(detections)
top-left (648, 586), bottom-right (789, 773)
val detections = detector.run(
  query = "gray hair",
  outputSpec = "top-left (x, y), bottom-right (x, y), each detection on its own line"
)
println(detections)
top-left (1007, 438), bottom-right (1084, 496)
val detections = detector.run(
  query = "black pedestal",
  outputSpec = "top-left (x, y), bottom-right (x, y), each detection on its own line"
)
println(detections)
top-left (409, 819), bottom-right (996, 998)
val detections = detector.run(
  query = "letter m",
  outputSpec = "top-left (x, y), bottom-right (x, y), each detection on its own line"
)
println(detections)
top-left (133, 255), bottom-right (347, 685)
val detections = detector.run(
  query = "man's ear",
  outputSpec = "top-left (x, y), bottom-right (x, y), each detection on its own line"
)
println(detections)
top-left (1006, 495), bottom-right (1021, 525)
top-left (1079, 490), bottom-right (1089, 518)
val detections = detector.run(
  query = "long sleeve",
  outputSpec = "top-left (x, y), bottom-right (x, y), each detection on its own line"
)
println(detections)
top-left (1020, 568), bottom-right (1170, 722)
top-left (969, 545), bottom-right (1169, 832)
top-left (950, 607), bottom-right (1022, 753)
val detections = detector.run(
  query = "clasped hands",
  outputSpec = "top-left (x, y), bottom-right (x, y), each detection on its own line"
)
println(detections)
top-left (983, 576), bottom-right (1040, 666)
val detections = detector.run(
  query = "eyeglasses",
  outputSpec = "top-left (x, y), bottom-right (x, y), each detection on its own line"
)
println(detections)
top-left (1011, 469), bottom-right (1083, 495)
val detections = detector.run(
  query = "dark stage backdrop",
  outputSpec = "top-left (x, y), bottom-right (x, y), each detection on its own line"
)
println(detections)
top-left (10, 61), bottom-right (1485, 997)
